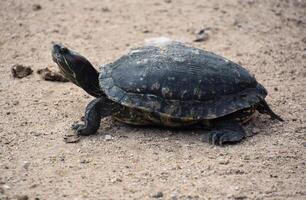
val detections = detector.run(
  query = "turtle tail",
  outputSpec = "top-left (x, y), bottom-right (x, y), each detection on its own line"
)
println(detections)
top-left (256, 100), bottom-right (283, 121)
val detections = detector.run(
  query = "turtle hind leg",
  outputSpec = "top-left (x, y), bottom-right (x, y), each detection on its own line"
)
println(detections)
top-left (208, 119), bottom-right (246, 145)
top-left (257, 100), bottom-right (283, 122)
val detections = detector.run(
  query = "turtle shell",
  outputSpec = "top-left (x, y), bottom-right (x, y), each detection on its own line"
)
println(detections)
top-left (99, 41), bottom-right (267, 119)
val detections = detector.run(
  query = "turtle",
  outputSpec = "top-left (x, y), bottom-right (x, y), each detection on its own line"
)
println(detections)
top-left (51, 38), bottom-right (283, 145)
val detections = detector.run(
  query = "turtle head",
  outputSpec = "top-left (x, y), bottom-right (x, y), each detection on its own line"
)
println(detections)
top-left (51, 43), bottom-right (103, 97)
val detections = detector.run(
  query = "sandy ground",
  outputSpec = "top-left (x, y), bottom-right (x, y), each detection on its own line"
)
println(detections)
top-left (1, 0), bottom-right (306, 199)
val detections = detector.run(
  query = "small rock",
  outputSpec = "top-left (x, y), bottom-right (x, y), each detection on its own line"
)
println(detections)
top-left (270, 174), bottom-right (278, 178)
top-left (111, 178), bottom-right (122, 183)
top-left (252, 128), bottom-right (260, 134)
top-left (2, 184), bottom-right (10, 190)
top-left (32, 131), bottom-right (41, 136)
top-left (80, 159), bottom-right (90, 164)
top-left (164, 0), bottom-right (172, 3)
top-left (11, 64), bottom-right (33, 78)
top-left (243, 155), bottom-right (250, 160)
top-left (302, 142), bottom-right (306, 148)
top-left (16, 195), bottom-right (29, 200)
top-left (37, 68), bottom-right (69, 82)
top-left (170, 195), bottom-right (178, 200)
top-left (236, 53), bottom-right (243, 57)
top-left (29, 184), bottom-right (38, 188)
top-left (231, 195), bottom-right (247, 200)
top-left (32, 4), bottom-right (42, 11)
top-left (101, 7), bottom-right (110, 12)
top-left (104, 134), bottom-right (113, 141)
top-left (142, 29), bottom-right (151, 34)
top-left (152, 191), bottom-right (163, 198)
top-left (219, 159), bottom-right (229, 165)
top-left (12, 100), bottom-right (19, 106)
top-left (22, 161), bottom-right (30, 170)
top-left (194, 28), bottom-right (209, 42)
top-left (302, 52), bottom-right (306, 59)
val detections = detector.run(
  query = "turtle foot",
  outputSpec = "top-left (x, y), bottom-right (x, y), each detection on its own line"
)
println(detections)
top-left (209, 130), bottom-right (245, 145)
top-left (208, 119), bottom-right (246, 145)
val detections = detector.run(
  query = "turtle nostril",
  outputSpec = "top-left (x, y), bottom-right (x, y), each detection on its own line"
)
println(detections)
top-left (52, 43), bottom-right (62, 52)
top-left (60, 47), bottom-right (69, 54)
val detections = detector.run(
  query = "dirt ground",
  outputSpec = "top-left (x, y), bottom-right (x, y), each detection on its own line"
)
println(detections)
top-left (1, 0), bottom-right (305, 199)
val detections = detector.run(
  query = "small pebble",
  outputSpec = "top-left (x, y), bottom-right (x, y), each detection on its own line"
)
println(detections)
top-left (194, 28), bottom-right (209, 42)
top-left (11, 64), bottom-right (33, 78)
top-left (22, 161), bottom-right (30, 170)
top-left (142, 29), bottom-right (151, 34)
top-left (105, 134), bottom-right (113, 141)
top-left (101, 7), bottom-right (110, 12)
top-left (302, 52), bottom-right (306, 59)
top-left (171, 195), bottom-right (178, 200)
top-left (219, 159), bottom-right (229, 165)
top-left (2, 184), bottom-right (10, 190)
top-left (30, 131), bottom-right (41, 137)
top-left (243, 155), bottom-right (250, 160)
top-left (37, 68), bottom-right (68, 82)
top-left (16, 195), bottom-right (29, 200)
top-left (32, 4), bottom-right (42, 11)
top-left (152, 191), bottom-right (163, 198)
top-left (230, 195), bottom-right (247, 200)
top-left (80, 159), bottom-right (90, 164)
top-left (252, 128), bottom-right (260, 134)
top-left (12, 100), bottom-right (19, 106)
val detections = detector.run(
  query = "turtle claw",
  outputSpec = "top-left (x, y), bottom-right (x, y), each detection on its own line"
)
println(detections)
top-left (63, 134), bottom-right (81, 143)
top-left (71, 123), bottom-right (93, 136)
top-left (63, 123), bottom-right (85, 143)
top-left (71, 122), bottom-right (94, 136)
top-left (71, 123), bottom-right (84, 130)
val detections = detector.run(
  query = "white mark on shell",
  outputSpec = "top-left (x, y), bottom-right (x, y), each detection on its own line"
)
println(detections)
top-left (172, 56), bottom-right (185, 62)
top-left (162, 87), bottom-right (172, 98)
top-left (151, 82), bottom-right (160, 90)
top-left (223, 58), bottom-right (230, 63)
top-left (181, 90), bottom-right (188, 98)
top-left (129, 49), bottom-right (142, 55)
top-left (167, 77), bottom-right (175, 80)
top-left (192, 49), bottom-right (200, 54)
top-left (136, 59), bottom-right (148, 65)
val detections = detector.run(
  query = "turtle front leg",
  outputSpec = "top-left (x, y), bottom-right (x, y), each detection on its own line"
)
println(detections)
top-left (72, 96), bottom-right (122, 136)
top-left (72, 98), bottom-right (102, 135)
top-left (208, 119), bottom-right (246, 145)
